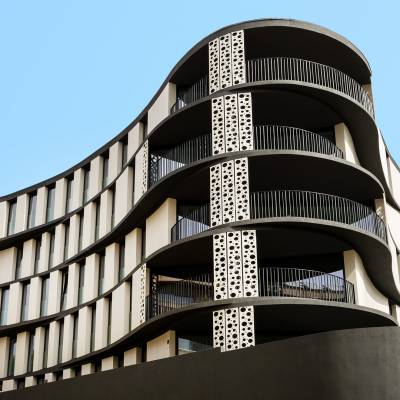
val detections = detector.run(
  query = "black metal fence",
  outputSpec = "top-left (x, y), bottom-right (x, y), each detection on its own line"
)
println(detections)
top-left (171, 75), bottom-right (209, 113)
top-left (250, 190), bottom-right (387, 242)
top-left (149, 134), bottom-right (211, 187)
top-left (246, 57), bottom-right (374, 116)
top-left (254, 125), bottom-right (344, 158)
top-left (258, 267), bottom-right (355, 304)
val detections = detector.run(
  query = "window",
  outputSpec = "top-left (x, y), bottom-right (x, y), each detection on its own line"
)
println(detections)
top-left (66, 177), bottom-right (73, 213)
top-left (83, 168), bottom-right (90, 203)
top-left (95, 200), bottom-right (100, 241)
top-left (78, 263), bottom-right (85, 304)
top-left (42, 326), bottom-right (49, 368)
top-left (20, 281), bottom-right (30, 321)
top-left (72, 313), bottom-right (78, 358)
top-left (98, 254), bottom-right (105, 296)
top-left (60, 269), bottom-right (68, 311)
top-left (110, 189), bottom-right (115, 228)
top-left (15, 246), bottom-right (23, 280)
top-left (0, 287), bottom-right (9, 325)
top-left (78, 213), bottom-right (84, 251)
top-left (48, 232), bottom-right (55, 268)
top-left (118, 241), bottom-right (125, 281)
top-left (90, 306), bottom-right (96, 352)
top-left (40, 276), bottom-right (50, 316)
top-left (46, 186), bottom-right (56, 222)
top-left (27, 193), bottom-right (37, 229)
top-left (121, 139), bottom-right (128, 168)
top-left (58, 319), bottom-right (64, 363)
top-left (64, 223), bottom-right (70, 261)
top-left (7, 200), bottom-right (17, 235)
top-left (34, 238), bottom-right (41, 274)
top-left (128, 281), bottom-right (132, 331)
top-left (7, 337), bottom-right (16, 376)
top-left (27, 332), bottom-right (35, 373)
top-left (102, 154), bottom-right (109, 188)
top-left (107, 297), bottom-right (112, 345)
top-left (141, 227), bottom-right (146, 261)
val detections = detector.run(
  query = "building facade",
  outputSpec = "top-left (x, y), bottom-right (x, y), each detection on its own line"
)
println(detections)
top-left (0, 18), bottom-right (400, 399)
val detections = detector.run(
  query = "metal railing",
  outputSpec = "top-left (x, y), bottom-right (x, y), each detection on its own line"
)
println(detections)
top-left (171, 204), bottom-right (210, 242)
top-left (250, 190), bottom-right (387, 242)
top-left (246, 57), bottom-right (374, 117)
top-left (254, 125), bottom-right (344, 158)
top-left (147, 273), bottom-right (213, 319)
top-left (171, 75), bottom-right (209, 113)
top-left (258, 267), bottom-right (355, 303)
top-left (149, 134), bottom-right (212, 187)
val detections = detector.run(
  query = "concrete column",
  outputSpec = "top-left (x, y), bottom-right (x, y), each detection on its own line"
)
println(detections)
top-left (362, 83), bottom-right (374, 102)
top-left (334, 123), bottom-right (360, 165)
top-left (104, 243), bottom-right (119, 292)
top-left (81, 363), bottom-right (95, 375)
top-left (148, 83), bottom-right (176, 133)
top-left (32, 327), bottom-right (45, 371)
top-left (124, 347), bottom-right (141, 366)
top-left (94, 298), bottom-right (109, 350)
top-left (15, 194), bottom-right (29, 233)
top-left (35, 187), bottom-right (48, 226)
top-left (38, 232), bottom-right (51, 273)
top-left (101, 356), bottom-right (118, 371)
top-left (0, 337), bottom-right (10, 377)
top-left (109, 141), bottom-right (123, 182)
top-left (145, 198), bottom-right (177, 256)
top-left (0, 247), bottom-right (17, 284)
top-left (99, 190), bottom-right (113, 237)
top-left (111, 282), bottom-right (130, 342)
top-left (68, 214), bottom-right (80, 257)
top-left (14, 331), bottom-right (30, 375)
top-left (21, 239), bottom-right (36, 278)
top-left (72, 168), bottom-right (85, 210)
top-left (2, 379), bottom-right (17, 392)
top-left (125, 228), bottom-right (142, 275)
top-left (54, 178), bottom-right (67, 218)
top-left (8, 282), bottom-right (22, 325)
top-left (84, 254), bottom-right (99, 302)
top-left (48, 270), bottom-right (62, 315)
top-left (375, 198), bottom-right (387, 223)
top-left (0, 202), bottom-right (8, 238)
top-left (127, 123), bottom-right (144, 161)
top-left (77, 307), bottom-right (92, 357)
top-left (66, 263), bottom-right (79, 309)
top-left (114, 166), bottom-right (134, 225)
top-left (47, 321), bottom-right (60, 367)
top-left (89, 156), bottom-right (103, 199)
top-left (25, 376), bottom-right (36, 387)
top-left (63, 368), bottom-right (75, 379)
top-left (82, 203), bottom-right (96, 249)
top-left (44, 373), bottom-right (56, 383)
top-left (27, 277), bottom-right (41, 320)
top-left (62, 315), bottom-right (73, 362)
top-left (133, 142), bottom-right (148, 204)
top-left (53, 224), bottom-right (66, 266)
top-left (146, 330), bottom-right (176, 361)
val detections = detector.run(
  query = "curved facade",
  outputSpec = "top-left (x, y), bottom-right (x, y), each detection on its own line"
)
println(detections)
top-left (0, 18), bottom-right (400, 398)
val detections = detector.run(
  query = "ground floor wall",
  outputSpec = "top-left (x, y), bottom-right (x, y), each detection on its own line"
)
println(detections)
top-left (1, 326), bottom-right (400, 400)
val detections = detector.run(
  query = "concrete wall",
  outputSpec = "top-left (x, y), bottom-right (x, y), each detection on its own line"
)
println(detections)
top-left (334, 123), bottom-right (360, 165)
top-left (147, 83), bottom-right (176, 133)
top-left (146, 330), bottom-right (176, 362)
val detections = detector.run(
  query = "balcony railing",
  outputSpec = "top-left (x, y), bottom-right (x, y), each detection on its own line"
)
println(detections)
top-left (149, 134), bottom-right (212, 187)
top-left (246, 57), bottom-right (374, 117)
top-left (146, 267), bottom-right (355, 320)
top-left (171, 204), bottom-right (210, 242)
top-left (250, 190), bottom-right (387, 242)
top-left (171, 75), bottom-right (209, 113)
top-left (254, 125), bottom-right (344, 158)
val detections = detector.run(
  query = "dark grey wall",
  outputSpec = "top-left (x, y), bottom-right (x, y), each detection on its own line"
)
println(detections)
top-left (2, 326), bottom-right (400, 400)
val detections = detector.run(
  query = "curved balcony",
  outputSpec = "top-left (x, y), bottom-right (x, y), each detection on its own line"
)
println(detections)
top-left (246, 57), bottom-right (374, 117)
top-left (171, 75), bottom-right (209, 113)
top-left (146, 267), bottom-right (354, 319)
top-left (171, 204), bottom-right (210, 241)
top-left (250, 190), bottom-right (387, 242)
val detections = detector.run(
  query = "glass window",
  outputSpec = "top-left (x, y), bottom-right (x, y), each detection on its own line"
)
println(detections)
top-left (177, 335), bottom-right (212, 355)
top-left (0, 287), bottom-right (10, 325)
top-left (110, 189), bottom-right (115, 228)
top-left (27, 193), bottom-right (37, 229)
top-left (15, 246), bottom-right (23, 280)
top-left (66, 177), bottom-right (73, 213)
top-left (40, 276), bottom-right (49, 316)
top-left (7, 337), bottom-right (16, 376)
top-left (42, 327), bottom-right (49, 368)
top-left (78, 264), bottom-right (85, 304)
top-left (48, 232), bottom-right (55, 268)
top-left (83, 168), bottom-right (90, 203)
top-left (95, 201), bottom-right (100, 241)
top-left (72, 314), bottom-right (78, 358)
top-left (118, 241), bottom-right (125, 281)
top-left (60, 269), bottom-right (68, 311)
top-left (20, 281), bottom-right (30, 321)
top-left (98, 254), bottom-right (105, 295)
top-left (122, 141), bottom-right (128, 167)
top-left (90, 306), bottom-right (96, 352)
top-left (107, 297), bottom-right (112, 345)
top-left (58, 319), bottom-right (64, 363)
top-left (27, 332), bottom-right (35, 373)
top-left (7, 201), bottom-right (17, 236)
top-left (46, 186), bottom-right (56, 222)
top-left (141, 228), bottom-right (146, 261)
top-left (34, 238), bottom-right (41, 274)
top-left (102, 155), bottom-right (109, 188)
top-left (78, 213), bottom-right (84, 251)
top-left (64, 223), bottom-right (69, 261)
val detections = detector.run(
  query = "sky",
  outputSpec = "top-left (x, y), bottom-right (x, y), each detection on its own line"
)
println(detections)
top-left (0, 0), bottom-right (399, 195)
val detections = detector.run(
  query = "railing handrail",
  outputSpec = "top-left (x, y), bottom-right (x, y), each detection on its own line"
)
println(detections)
top-left (250, 189), bottom-right (387, 242)
top-left (254, 124), bottom-right (344, 158)
top-left (246, 57), bottom-right (374, 117)
top-left (171, 75), bottom-right (209, 113)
